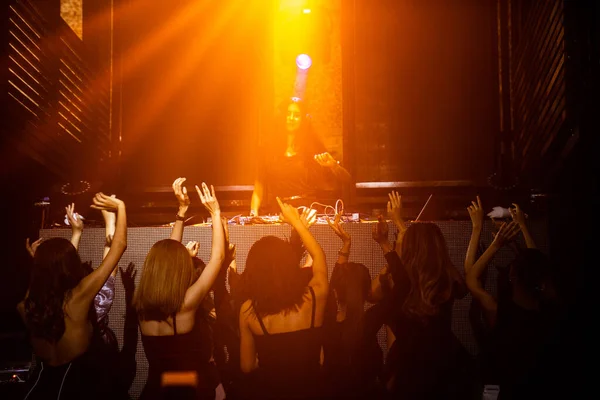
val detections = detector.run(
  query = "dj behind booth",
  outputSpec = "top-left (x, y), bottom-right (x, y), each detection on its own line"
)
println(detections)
top-left (249, 97), bottom-right (351, 218)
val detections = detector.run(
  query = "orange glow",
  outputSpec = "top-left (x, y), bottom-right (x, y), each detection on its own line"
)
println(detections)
top-left (274, 0), bottom-right (344, 161)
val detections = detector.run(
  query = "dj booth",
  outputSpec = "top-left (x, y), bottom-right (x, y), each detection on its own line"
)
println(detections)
top-left (39, 218), bottom-right (547, 398)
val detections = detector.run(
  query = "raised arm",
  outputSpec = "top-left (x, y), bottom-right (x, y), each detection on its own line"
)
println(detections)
top-left (387, 191), bottom-right (407, 256)
top-left (170, 177), bottom-right (191, 242)
top-left (277, 197), bottom-right (327, 294)
top-left (66, 203), bottom-right (84, 250)
top-left (465, 196), bottom-right (484, 275)
top-left (250, 178), bottom-right (264, 217)
top-left (510, 203), bottom-right (536, 249)
top-left (372, 216), bottom-right (405, 290)
top-left (100, 197), bottom-right (118, 277)
top-left (181, 183), bottom-right (225, 311)
top-left (327, 213), bottom-right (351, 264)
top-left (466, 221), bottom-right (520, 327)
top-left (71, 194), bottom-right (127, 306)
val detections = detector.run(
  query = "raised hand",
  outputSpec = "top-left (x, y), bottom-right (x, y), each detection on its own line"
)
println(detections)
top-left (372, 215), bottom-right (389, 244)
top-left (222, 216), bottom-right (236, 264)
top-left (492, 221), bottom-right (521, 246)
top-left (90, 193), bottom-right (124, 212)
top-left (195, 182), bottom-right (220, 215)
top-left (65, 203), bottom-right (84, 233)
top-left (314, 152), bottom-right (338, 168)
top-left (25, 238), bottom-right (43, 258)
top-left (467, 196), bottom-right (484, 229)
top-left (327, 213), bottom-right (351, 244)
top-left (276, 197), bottom-right (301, 227)
top-left (172, 177), bottom-right (191, 211)
top-left (299, 207), bottom-right (317, 229)
top-left (509, 203), bottom-right (527, 226)
top-left (120, 262), bottom-right (137, 297)
top-left (185, 241), bottom-right (199, 258)
top-left (387, 190), bottom-right (406, 231)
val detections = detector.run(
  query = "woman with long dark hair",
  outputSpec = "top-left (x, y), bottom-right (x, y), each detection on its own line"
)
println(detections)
top-left (18, 194), bottom-right (127, 400)
top-left (134, 182), bottom-right (225, 400)
top-left (238, 198), bottom-right (327, 399)
top-left (322, 213), bottom-right (378, 398)
top-left (372, 194), bottom-right (473, 399)
top-left (250, 98), bottom-right (350, 216)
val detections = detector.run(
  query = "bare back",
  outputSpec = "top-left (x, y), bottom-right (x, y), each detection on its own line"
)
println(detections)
top-left (18, 293), bottom-right (93, 367)
top-left (244, 286), bottom-right (326, 336)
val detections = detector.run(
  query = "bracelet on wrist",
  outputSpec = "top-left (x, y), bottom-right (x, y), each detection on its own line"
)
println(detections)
top-left (175, 213), bottom-right (186, 221)
top-left (338, 249), bottom-right (350, 257)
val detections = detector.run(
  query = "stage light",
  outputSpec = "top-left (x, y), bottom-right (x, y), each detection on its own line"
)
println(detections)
top-left (303, 9), bottom-right (311, 14)
top-left (296, 54), bottom-right (312, 70)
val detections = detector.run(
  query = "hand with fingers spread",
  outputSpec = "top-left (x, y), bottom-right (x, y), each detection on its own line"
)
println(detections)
top-left (186, 241), bottom-right (200, 258)
top-left (91, 193), bottom-right (125, 212)
top-left (387, 190), bottom-right (406, 232)
top-left (120, 262), bottom-right (137, 300)
top-left (25, 238), bottom-right (43, 258)
top-left (195, 182), bottom-right (220, 216)
top-left (467, 195), bottom-right (485, 229)
top-left (66, 203), bottom-right (84, 233)
top-left (173, 177), bottom-right (191, 217)
top-left (299, 207), bottom-right (318, 230)
top-left (491, 221), bottom-right (521, 247)
top-left (327, 213), bottom-right (351, 244)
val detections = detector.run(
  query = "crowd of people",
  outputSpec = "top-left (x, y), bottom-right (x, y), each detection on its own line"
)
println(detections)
top-left (17, 178), bottom-right (562, 400)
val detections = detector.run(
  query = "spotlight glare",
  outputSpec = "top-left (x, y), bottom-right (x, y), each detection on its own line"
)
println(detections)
top-left (296, 54), bottom-right (312, 70)
top-left (303, 9), bottom-right (311, 14)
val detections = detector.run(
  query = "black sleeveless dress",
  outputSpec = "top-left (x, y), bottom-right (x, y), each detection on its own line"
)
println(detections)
top-left (247, 287), bottom-right (325, 399)
top-left (140, 308), bottom-right (219, 400)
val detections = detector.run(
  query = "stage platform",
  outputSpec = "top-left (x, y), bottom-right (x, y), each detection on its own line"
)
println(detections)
top-left (39, 219), bottom-right (547, 398)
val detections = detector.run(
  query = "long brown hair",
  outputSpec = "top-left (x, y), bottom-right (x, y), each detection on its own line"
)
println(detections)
top-left (134, 239), bottom-right (196, 321)
top-left (400, 222), bottom-right (463, 318)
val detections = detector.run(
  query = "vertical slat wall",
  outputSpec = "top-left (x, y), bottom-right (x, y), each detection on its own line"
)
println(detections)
top-left (510, 0), bottom-right (566, 177)
top-left (4, 0), bottom-right (110, 178)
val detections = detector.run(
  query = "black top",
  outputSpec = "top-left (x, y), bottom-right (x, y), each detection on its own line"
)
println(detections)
top-left (481, 297), bottom-right (557, 399)
top-left (250, 286), bottom-right (323, 399)
top-left (140, 308), bottom-right (218, 400)
top-left (23, 322), bottom-right (127, 400)
top-left (382, 251), bottom-right (473, 399)
top-left (258, 131), bottom-right (338, 208)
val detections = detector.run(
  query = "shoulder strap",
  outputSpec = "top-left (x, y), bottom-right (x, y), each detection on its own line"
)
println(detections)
top-left (172, 313), bottom-right (178, 335)
top-left (309, 286), bottom-right (317, 329)
top-left (255, 309), bottom-right (269, 335)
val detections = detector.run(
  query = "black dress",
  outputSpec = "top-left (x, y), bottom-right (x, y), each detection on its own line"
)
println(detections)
top-left (246, 287), bottom-right (324, 399)
top-left (382, 251), bottom-right (474, 400)
top-left (23, 322), bottom-right (123, 400)
top-left (140, 308), bottom-right (219, 400)
top-left (480, 296), bottom-right (558, 400)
